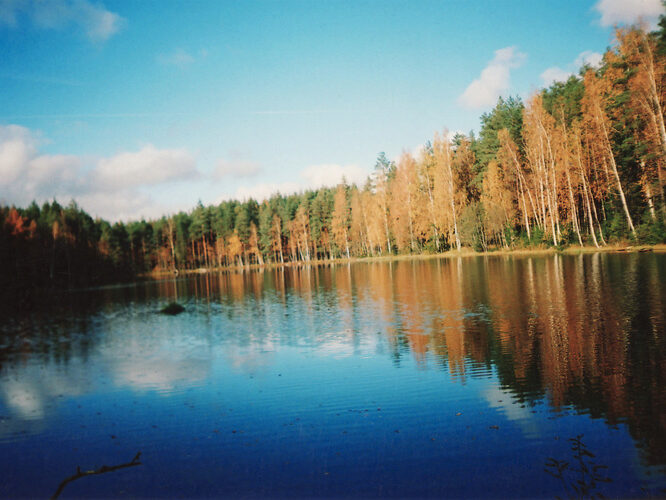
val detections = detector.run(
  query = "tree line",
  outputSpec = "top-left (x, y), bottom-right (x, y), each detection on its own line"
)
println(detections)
top-left (2, 23), bottom-right (666, 294)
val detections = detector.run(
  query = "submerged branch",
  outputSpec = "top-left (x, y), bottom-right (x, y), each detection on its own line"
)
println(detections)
top-left (50, 451), bottom-right (142, 500)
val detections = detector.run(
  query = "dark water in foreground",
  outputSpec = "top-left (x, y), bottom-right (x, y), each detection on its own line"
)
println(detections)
top-left (0, 253), bottom-right (665, 498)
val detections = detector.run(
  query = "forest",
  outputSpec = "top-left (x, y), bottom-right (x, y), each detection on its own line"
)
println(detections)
top-left (2, 23), bottom-right (666, 296)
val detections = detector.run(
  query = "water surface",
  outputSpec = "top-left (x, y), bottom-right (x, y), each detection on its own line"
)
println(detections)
top-left (1, 253), bottom-right (665, 497)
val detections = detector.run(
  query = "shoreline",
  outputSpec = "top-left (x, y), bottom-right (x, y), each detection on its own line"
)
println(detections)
top-left (145, 243), bottom-right (666, 278)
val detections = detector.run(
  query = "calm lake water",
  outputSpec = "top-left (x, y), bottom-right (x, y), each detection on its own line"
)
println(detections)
top-left (1, 253), bottom-right (665, 498)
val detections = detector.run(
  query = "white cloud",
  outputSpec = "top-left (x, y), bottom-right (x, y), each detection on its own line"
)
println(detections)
top-left (0, 125), bottom-right (85, 205)
top-left (0, 124), bottom-right (198, 221)
top-left (213, 156), bottom-right (262, 179)
top-left (76, 0), bottom-right (122, 41)
top-left (540, 50), bottom-right (603, 86)
top-left (94, 144), bottom-right (197, 189)
top-left (594, 0), bottom-right (663, 27)
top-left (26, 154), bottom-right (85, 196)
top-left (158, 48), bottom-right (196, 68)
top-left (76, 190), bottom-right (170, 222)
top-left (232, 182), bottom-right (302, 202)
top-left (0, 125), bottom-right (87, 201)
top-left (0, 0), bottom-right (125, 41)
top-left (229, 163), bottom-right (370, 202)
top-left (458, 46), bottom-right (526, 109)
top-left (0, 125), bottom-right (38, 185)
top-left (574, 50), bottom-right (603, 69)
top-left (540, 67), bottom-right (573, 87)
top-left (300, 163), bottom-right (368, 188)
top-left (0, 124), bottom-right (373, 220)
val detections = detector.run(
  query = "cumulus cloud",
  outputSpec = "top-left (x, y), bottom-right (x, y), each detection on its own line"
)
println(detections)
top-left (594, 0), bottom-right (663, 27)
top-left (76, 190), bottom-right (168, 222)
top-left (25, 154), bottom-right (85, 195)
top-left (0, 125), bottom-right (38, 186)
top-left (458, 46), bottom-right (527, 109)
top-left (0, 124), bottom-right (372, 220)
top-left (0, 125), bottom-right (86, 201)
top-left (0, 124), bottom-right (198, 221)
top-left (94, 144), bottom-right (197, 189)
top-left (0, 0), bottom-right (125, 41)
top-left (540, 50), bottom-right (603, 86)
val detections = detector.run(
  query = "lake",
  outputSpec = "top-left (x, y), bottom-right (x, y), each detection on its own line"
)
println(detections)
top-left (0, 253), bottom-right (665, 498)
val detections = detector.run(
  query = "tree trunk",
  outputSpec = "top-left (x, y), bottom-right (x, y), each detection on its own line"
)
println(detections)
top-left (518, 177), bottom-right (531, 240)
top-left (444, 145), bottom-right (461, 250)
top-left (565, 169), bottom-right (583, 246)
top-left (591, 198), bottom-right (607, 245)
top-left (201, 232), bottom-right (209, 269)
top-left (597, 105), bottom-right (636, 236)
top-left (344, 229), bottom-right (350, 259)
top-left (575, 142), bottom-right (600, 248)
top-left (384, 211), bottom-right (392, 254)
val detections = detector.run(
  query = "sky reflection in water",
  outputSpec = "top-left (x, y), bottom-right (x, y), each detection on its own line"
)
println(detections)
top-left (0, 253), bottom-right (664, 498)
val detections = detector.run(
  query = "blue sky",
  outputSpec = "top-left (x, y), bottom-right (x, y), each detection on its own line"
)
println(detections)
top-left (0, 0), bottom-right (663, 221)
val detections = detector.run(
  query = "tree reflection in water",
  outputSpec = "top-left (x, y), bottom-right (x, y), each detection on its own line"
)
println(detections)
top-left (0, 253), bottom-right (664, 497)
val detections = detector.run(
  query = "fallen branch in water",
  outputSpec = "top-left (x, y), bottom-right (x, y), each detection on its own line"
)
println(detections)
top-left (50, 451), bottom-right (142, 500)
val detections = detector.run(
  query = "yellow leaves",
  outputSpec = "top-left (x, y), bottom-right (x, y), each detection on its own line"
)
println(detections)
top-left (389, 153), bottom-right (418, 251)
top-left (482, 160), bottom-right (515, 236)
top-left (226, 231), bottom-right (243, 260)
top-left (248, 222), bottom-right (260, 254)
top-left (214, 237), bottom-right (226, 258)
top-left (270, 214), bottom-right (283, 254)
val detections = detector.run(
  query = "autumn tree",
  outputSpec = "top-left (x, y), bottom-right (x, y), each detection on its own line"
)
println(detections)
top-left (227, 230), bottom-right (244, 267)
top-left (523, 95), bottom-right (561, 245)
top-left (432, 132), bottom-right (461, 250)
top-left (482, 160), bottom-right (516, 247)
top-left (582, 68), bottom-right (637, 237)
top-left (331, 183), bottom-right (351, 258)
top-left (390, 153), bottom-right (418, 252)
top-left (373, 152), bottom-right (394, 253)
top-left (615, 25), bottom-right (666, 213)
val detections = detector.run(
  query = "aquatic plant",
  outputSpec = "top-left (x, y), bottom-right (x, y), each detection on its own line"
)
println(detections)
top-left (545, 434), bottom-right (612, 499)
